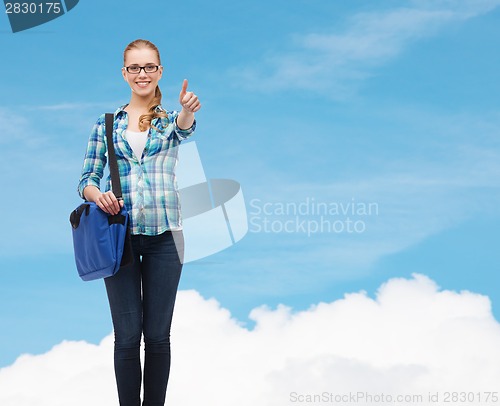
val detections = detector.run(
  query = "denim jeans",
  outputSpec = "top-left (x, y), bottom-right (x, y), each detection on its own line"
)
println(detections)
top-left (104, 230), bottom-right (184, 406)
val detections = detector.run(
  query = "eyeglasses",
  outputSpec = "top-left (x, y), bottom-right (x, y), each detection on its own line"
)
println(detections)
top-left (124, 65), bottom-right (161, 74)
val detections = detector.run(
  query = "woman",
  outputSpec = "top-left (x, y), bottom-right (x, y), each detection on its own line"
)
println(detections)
top-left (78, 38), bottom-right (201, 406)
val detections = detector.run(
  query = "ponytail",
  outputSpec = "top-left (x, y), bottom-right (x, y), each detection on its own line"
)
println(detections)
top-left (138, 85), bottom-right (167, 131)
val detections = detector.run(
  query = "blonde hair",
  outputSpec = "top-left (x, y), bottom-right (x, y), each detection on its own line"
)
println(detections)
top-left (123, 39), bottom-right (167, 131)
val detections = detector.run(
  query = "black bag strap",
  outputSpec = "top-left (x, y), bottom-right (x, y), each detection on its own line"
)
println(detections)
top-left (105, 113), bottom-right (123, 200)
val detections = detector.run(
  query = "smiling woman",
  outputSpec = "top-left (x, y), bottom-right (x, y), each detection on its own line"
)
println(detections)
top-left (77, 38), bottom-right (201, 406)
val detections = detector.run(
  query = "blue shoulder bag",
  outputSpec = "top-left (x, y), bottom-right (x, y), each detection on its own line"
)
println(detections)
top-left (69, 113), bottom-right (133, 281)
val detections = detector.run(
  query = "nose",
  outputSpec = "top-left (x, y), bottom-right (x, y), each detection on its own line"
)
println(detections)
top-left (138, 68), bottom-right (148, 77)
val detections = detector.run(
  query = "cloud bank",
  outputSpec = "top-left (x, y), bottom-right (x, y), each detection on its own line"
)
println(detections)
top-left (1, 273), bottom-right (500, 406)
top-left (234, 0), bottom-right (500, 97)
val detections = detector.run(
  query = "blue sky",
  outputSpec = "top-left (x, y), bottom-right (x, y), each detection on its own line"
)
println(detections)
top-left (1, 0), bottom-right (500, 370)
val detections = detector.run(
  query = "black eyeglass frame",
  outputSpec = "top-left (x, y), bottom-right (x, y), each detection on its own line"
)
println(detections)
top-left (123, 65), bottom-right (161, 74)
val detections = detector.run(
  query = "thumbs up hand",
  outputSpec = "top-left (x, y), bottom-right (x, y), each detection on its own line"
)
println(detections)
top-left (179, 79), bottom-right (201, 114)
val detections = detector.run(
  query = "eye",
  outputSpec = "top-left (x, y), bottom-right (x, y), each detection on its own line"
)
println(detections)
top-left (127, 66), bottom-right (140, 73)
top-left (145, 65), bottom-right (157, 72)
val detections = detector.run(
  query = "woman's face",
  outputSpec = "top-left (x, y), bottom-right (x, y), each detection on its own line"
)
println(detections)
top-left (122, 47), bottom-right (163, 98)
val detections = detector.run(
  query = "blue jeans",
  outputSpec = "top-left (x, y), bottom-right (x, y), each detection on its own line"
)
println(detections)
top-left (104, 230), bottom-right (184, 406)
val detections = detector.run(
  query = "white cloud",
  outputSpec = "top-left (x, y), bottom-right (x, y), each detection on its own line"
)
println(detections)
top-left (28, 100), bottom-right (124, 112)
top-left (1, 274), bottom-right (500, 405)
top-left (233, 0), bottom-right (500, 97)
top-left (0, 337), bottom-right (117, 406)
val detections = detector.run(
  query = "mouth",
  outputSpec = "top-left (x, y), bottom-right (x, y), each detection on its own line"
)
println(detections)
top-left (136, 81), bottom-right (151, 88)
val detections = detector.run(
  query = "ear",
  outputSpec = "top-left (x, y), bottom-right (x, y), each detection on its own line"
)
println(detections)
top-left (158, 65), bottom-right (164, 81)
top-left (121, 67), bottom-right (128, 81)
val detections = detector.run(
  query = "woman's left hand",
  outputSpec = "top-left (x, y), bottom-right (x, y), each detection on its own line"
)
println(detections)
top-left (179, 79), bottom-right (201, 113)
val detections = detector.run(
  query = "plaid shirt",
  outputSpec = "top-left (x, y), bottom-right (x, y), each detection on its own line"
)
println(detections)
top-left (78, 104), bottom-right (196, 235)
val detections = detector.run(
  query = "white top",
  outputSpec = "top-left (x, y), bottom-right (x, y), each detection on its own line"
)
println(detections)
top-left (124, 129), bottom-right (148, 160)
